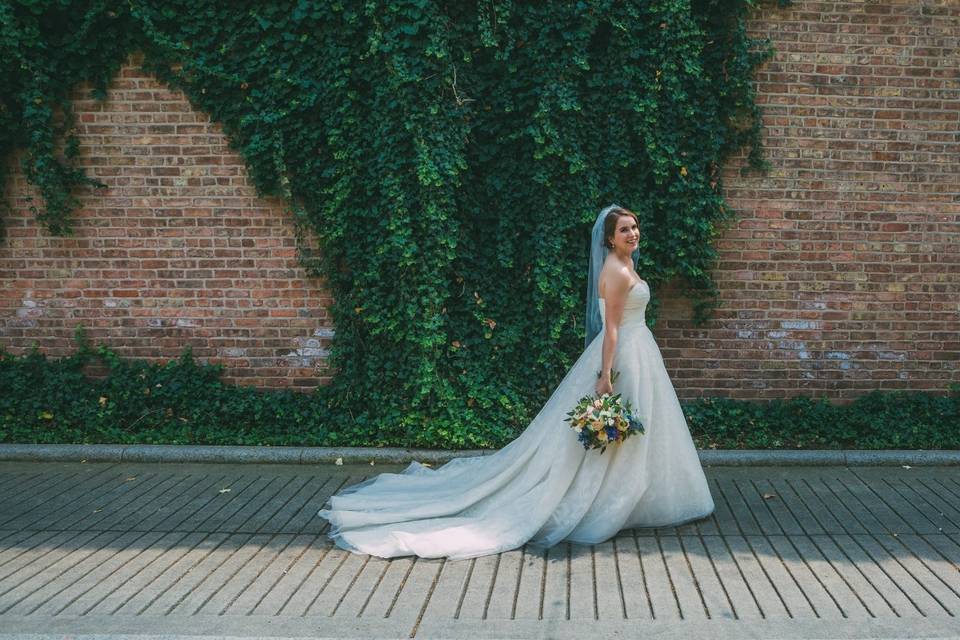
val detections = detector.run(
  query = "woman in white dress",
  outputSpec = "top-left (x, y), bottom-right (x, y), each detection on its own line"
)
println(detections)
top-left (316, 204), bottom-right (715, 560)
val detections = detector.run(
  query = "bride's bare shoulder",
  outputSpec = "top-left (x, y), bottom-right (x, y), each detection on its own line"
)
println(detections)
top-left (599, 260), bottom-right (633, 297)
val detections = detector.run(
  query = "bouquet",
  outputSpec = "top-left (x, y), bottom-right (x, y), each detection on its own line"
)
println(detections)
top-left (564, 369), bottom-right (645, 454)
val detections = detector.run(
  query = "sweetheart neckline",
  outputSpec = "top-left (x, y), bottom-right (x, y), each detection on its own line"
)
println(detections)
top-left (598, 279), bottom-right (646, 303)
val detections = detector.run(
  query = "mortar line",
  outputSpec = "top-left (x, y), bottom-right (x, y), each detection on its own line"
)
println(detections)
top-left (301, 475), bottom-right (350, 535)
top-left (0, 471), bottom-right (36, 495)
top-left (117, 472), bottom-right (201, 531)
top-left (408, 558), bottom-right (445, 638)
top-left (884, 530), bottom-right (960, 614)
top-left (826, 477), bottom-right (933, 617)
top-left (133, 530), bottom-right (232, 616)
top-left (93, 472), bottom-right (176, 523)
top-left (697, 524), bottom-right (738, 619)
top-left (0, 530), bottom-right (62, 572)
top-left (124, 473), bottom-right (270, 616)
top-left (847, 471), bottom-right (960, 613)
top-left (631, 527), bottom-right (655, 619)
top-left (927, 477), bottom-right (960, 506)
top-left (453, 557), bottom-right (477, 620)
top-left (847, 468), bottom-right (919, 534)
top-left (216, 475), bottom-right (295, 534)
top-left (509, 544), bottom-right (525, 620)
top-left (781, 478), bottom-right (848, 618)
top-left (300, 536), bottom-right (350, 618)
top-left (797, 478), bottom-right (877, 618)
top-left (0, 529), bottom-right (127, 614)
top-left (247, 532), bottom-right (321, 616)
top-left (818, 476), bottom-right (907, 617)
top-left (75, 472), bottom-right (176, 531)
top-left (79, 529), bottom-right (194, 616)
top-left (41, 473), bottom-right (205, 616)
top-left (302, 543), bottom-right (351, 617)
top-left (252, 475), bottom-right (311, 533)
top-left (153, 472), bottom-right (235, 532)
top-left (106, 530), bottom-right (214, 615)
top-left (914, 478), bottom-right (960, 527)
top-left (727, 476), bottom-right (766, 534)
top-left (713, 477), bottom-right (764, 619)
top-left (482, 551), bottom-right (502, 620)
top-left (357, 556), bottom-right (392, 619)
top-left (749, 478), bottom-right (815, 618)
top-left (0, 528), bottom-right (107, 590)
top-left (0, 465), bottom-right (122, 530)
top-left (234, 474), bottom-right (300, 533)
top-left (733, 478), bottom-right (791, 617)
top-left (611, 537), bottom-right (626, 620)
top-left (383, 556), bottom-right (417, 619)
top-left (816, 476), bottom-right (936, 613)
top-left (537, 548), bottom-right (546, 620)
top-left (190, 474), bottom-right (263, 533)
top-left (328, 550), bottom-right (371, 618)
top-left (0, 471), bottom-right (51, 508)
top-left (865, 530), bottom-right (955, 617)
top-left (677, 530), bottom-right (710, 619)
top-left (941, 477), bottom-right (960, 499)
top-left (24, 528), bottom-right (160, 616)
top-left (655, 530), bottom-right (683, 620)
top-left (0, 471), bottom-right (85, 519)
top-left (591, 544), bottom-right (600, 620)
top-left (750, 479), bottom-right (820, 618)
top-left (886, 477), bottom-right (959, 530)
top-left (188, 531), bottom-right (275, 616)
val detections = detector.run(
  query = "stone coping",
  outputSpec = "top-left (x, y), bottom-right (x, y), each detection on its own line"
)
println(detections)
top-left (0, 443), bottom-right (957, 465)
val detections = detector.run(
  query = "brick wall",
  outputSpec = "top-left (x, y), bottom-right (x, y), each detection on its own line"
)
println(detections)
top-left (0, 52), bottom-right (334, 390)
top-left (658, 0), bottom-right (959, 400)
top-left (2, 1), bottom-right (958, 399)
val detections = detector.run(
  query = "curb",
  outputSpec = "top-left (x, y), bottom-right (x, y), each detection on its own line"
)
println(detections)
top-left (0, 444), bottom-right (958, 466)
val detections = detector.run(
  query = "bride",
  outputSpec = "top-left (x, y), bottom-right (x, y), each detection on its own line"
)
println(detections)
top-left (316, 204), bottom-right (715, 560)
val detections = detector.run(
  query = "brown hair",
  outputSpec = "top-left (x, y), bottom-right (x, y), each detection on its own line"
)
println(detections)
top-left (602, 206), bottom-right (640, 250)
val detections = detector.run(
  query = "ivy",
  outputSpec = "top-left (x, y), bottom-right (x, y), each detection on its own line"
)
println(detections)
top-left (4, 332), bottom-right (958, 450)
top-left (1, 0), bottom-right (790, 448)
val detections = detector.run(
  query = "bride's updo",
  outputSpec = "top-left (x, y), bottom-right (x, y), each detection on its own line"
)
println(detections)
top-left (602, 206), bottom-right (640, 250)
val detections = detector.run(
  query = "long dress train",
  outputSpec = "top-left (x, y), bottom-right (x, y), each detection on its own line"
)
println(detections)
top-left (316, 280), bottom-right (715, 560)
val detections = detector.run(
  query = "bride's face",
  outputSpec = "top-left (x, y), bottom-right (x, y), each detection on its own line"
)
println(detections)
top-left (612, 215), bottom-right (640, 253)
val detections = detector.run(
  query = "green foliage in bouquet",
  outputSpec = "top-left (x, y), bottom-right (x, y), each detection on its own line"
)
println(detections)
top-left (1, 0), bottom-right (793, 447)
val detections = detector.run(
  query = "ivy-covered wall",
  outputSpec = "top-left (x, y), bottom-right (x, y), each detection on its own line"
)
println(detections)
top-left (2, 1), bottom-right (957, 448)
top-left (2, 54), bottom-right (336, 390)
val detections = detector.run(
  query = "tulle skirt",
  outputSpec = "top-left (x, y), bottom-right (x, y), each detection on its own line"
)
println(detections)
top-left (317, 321), bottom-right (715, 560)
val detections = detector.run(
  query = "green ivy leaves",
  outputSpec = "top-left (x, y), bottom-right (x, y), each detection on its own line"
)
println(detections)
top-left (1, 0), bottom-right (785, 447)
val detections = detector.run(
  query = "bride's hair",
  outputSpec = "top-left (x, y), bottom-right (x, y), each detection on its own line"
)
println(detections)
top-left (602, 206), bottom-right (640, 250)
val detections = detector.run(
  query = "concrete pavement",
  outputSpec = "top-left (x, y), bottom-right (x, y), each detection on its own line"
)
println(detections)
top-left (0, 459), bottom-right (959, 639)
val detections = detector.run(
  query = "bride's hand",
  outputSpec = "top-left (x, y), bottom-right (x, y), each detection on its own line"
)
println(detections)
top-left (595, 375), bottom-right (613, 397)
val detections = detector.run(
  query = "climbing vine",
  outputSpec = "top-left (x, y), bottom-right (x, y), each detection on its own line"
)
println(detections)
top-left (0, 0), bottom-right (787, 447)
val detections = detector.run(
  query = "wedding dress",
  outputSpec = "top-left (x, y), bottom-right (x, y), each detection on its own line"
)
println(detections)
top-left (316, 278), bottom-right (716, 560)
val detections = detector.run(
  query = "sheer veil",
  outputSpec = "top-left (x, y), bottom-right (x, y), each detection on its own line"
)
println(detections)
top-left (584, 204), bottom-right (640, 349)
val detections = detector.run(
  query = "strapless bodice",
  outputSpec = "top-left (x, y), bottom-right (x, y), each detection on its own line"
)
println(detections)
top-left (599, 280), bottom-right (649, 329)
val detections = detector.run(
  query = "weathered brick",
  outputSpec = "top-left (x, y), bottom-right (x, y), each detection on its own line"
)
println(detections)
top-left (0, 52), bottom-right (332, 390)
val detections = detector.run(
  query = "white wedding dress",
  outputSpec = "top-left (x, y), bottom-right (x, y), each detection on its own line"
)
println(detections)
top-left (317, 280), bottom-right (715, 560)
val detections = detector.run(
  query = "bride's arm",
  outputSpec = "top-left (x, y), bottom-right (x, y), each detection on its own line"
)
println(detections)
top-left (599, 276), bottom-right (630, 385)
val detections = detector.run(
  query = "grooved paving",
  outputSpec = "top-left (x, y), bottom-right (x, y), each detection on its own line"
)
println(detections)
top-left (0, 461), bottom-right (958, 639)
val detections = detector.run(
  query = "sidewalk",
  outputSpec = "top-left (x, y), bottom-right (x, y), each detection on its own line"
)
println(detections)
top-left (0, 458), bottom-right (959, 639)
